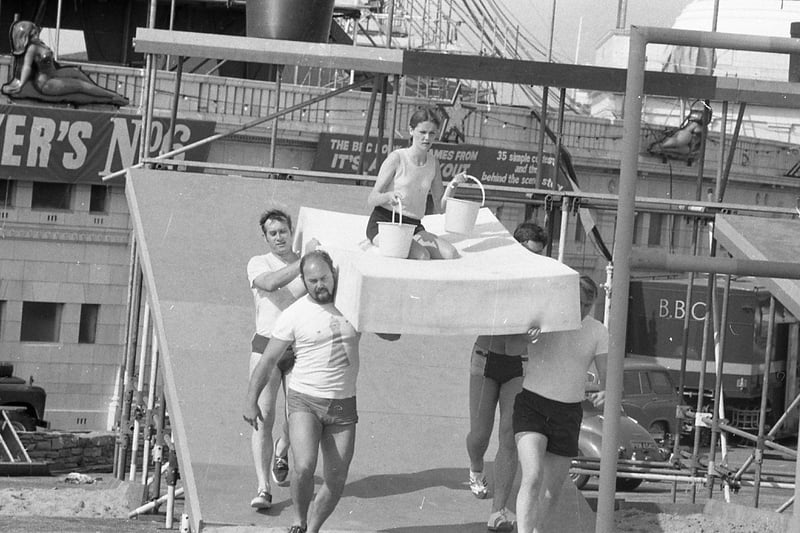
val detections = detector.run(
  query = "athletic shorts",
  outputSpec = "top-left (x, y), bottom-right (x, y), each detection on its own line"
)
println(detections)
top-left (251, 333), bottom-right (296, 374)
top-left (366, 206), bottom-right (425, 243)
top-left (469, 344), bottom-right (526, 385)
top-left (512, 388), bottom-right (583, 457)
top-left (286, 389), bottom-right (358, 426)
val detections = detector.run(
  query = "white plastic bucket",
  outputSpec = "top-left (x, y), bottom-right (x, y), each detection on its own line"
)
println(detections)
top-left (377, 199), bottom-right (415, 258)
top-left (444, 174), bottom-right (486, 234)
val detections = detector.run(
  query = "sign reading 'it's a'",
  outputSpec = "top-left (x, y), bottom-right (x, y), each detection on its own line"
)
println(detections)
top-left (312, 132), bottom-right (560, 190)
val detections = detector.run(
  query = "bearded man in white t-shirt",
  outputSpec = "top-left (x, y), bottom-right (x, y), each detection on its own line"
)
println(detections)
top-left (244, 250), bottom-right (396, 533)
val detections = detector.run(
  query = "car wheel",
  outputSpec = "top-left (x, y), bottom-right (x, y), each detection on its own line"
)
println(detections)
top-left (5, 412), bottom-right (37, 432)
top-left (570, 450), bottom-right (591, 490)
top-left (615, 477), bottom-right (643, 491)
top-left (648, 421), bottom-right (673, 447)
top-left (570, 470), bottom-right (591, 490)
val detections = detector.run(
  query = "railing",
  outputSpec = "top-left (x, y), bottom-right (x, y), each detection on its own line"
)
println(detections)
top-left (0, 56), bottom-right (795, 182)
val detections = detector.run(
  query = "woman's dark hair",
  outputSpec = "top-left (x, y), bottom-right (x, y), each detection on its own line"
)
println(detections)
top-left (409, 106), bottom-right (442, 129)
top-left (579, 275), bottom-right (599, 303)
top-left (513, 221), bottom-right (548, 247)
top-left (259, 209), bottom-right (292, 234)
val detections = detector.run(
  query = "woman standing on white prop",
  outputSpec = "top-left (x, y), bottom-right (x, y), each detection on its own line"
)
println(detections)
top-left (366, 106), bottom-right (464, 260)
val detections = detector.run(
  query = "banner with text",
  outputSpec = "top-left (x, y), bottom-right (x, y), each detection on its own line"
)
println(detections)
top-left (0, 105), bottom-right (216, 183)
top-left (312, 133), bottom-right (558, 190)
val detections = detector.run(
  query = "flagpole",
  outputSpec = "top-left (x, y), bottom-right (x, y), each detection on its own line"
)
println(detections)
top-left (54, 0), bottom-right (63, 61)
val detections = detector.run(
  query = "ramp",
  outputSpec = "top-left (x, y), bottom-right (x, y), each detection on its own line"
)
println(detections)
top-left (124, 169), bottom-right (593, 532)
top-left (715, 214), bottom-right (800, 318)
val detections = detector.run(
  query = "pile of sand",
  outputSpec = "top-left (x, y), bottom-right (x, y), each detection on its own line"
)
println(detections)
top-left (612, 502), bottom-right (791, 533)
top-left (0, 478), bottom-right (131, 519)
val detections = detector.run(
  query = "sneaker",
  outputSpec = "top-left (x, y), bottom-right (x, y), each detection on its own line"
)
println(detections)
top-left (288, 526), bottom-right (307, 533)
top-left (469, 471), bottom-right (489, 499)
top-left (249, 489), bottom-right (272, 509)
top-left (487, 508), bottom-right (515, 531)
top-left (272, 442), bottom-right (290, 487)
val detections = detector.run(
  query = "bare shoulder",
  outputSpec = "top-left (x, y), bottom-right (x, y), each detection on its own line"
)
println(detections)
top-left (386, 149), bottom-right (405, 162)
top-left (378, 150), bottom-right (403, 173)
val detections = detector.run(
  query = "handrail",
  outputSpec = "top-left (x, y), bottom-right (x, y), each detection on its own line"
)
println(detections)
top-left (0, 55), bottom-right (795, 183)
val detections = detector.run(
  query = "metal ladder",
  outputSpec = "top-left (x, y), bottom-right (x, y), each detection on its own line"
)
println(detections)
top-left (0, 408), bottom-right (49, 475)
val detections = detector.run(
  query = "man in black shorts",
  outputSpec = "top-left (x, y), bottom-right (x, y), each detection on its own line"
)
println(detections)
top-left (513, 276), bottom-right (608, 533)
top-left (465, 221), bottom-right (548, 531)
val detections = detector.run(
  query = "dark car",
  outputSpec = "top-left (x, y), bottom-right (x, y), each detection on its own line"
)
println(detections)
top-left (620, 357), bottom-right (691, 446)
top-left (586, 357), bottom-right (690, 447)
top-left (571, 397), bottom-right (666, 491)
top-left (0, 363), bottom-right (48, 431)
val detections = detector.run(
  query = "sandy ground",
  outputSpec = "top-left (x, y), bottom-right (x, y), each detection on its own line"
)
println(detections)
top-left (0, 477), bottom-right (130, 518)
top-left (0, 474), bottom-right (178, 532)
top-left (611, 507), bottom-right (790, 533)
top-left (0, 474), bottom-right (793, 533)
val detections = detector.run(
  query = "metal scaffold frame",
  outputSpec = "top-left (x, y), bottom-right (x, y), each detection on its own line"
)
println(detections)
top-left (114, 20), bottom-right (800, 532)
top-left (605, 25), bottom-right (800, 533)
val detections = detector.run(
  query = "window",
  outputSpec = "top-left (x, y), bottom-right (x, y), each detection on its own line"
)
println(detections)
top-left (0, 180), bottom-right (13, 208)
top-left (648, 371), bottom-right (675, 395)
top-left (89, 185), bottom-right (108, 213)
top-left (31, 182), bottom-right (71, 210)
top-left (623, 370), bottom-right (643, 396)
top-left (647, 212), bottom-right (664, 247)
top-left (79, 304), bottom-right (100, 344)
top-left (632, 212), bottom-right (643, 245)
top-left (0, 301), bottom-right (4, 339)
top-left (39, 27), bottom-right (88, 60)
top-left (572, 216), bottom-right (586, 243)
top-left (20, 302), bottom-right (62, 342)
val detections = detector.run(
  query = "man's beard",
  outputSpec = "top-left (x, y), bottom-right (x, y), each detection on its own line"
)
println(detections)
top-left (309, 286), bottom-right (335, 304)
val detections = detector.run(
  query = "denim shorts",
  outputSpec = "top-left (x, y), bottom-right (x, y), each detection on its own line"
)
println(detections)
top-left (286, 389), bottom-right (358, 426)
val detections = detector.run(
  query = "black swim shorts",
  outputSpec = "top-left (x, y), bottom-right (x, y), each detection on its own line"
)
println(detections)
top-left (512, 388), bottom-right (583, 457)
top-left (472, 345), bottom-right (525, 385)
top-left (365, 205), bottom-right (425, 243)
top-left (251, 333), bottom-right (296, 374)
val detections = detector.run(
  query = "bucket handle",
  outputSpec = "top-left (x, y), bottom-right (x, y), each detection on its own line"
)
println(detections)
top-left (460, 175), bottom-right (486, 206)
top-left (391, 196), bottom-right (403, 225)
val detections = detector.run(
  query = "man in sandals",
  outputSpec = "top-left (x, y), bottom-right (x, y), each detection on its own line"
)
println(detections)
top-left (244, 250), bottom-right (398, 533)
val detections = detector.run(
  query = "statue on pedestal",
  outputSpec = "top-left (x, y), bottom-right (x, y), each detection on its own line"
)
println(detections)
top-left (1, 20), bottom-right (129, 107)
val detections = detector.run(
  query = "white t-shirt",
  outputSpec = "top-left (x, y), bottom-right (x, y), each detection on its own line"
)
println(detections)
top-left (271, 295), bottom-right (361, 399)
top-left (247, 253), bottom-right (306, 336)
